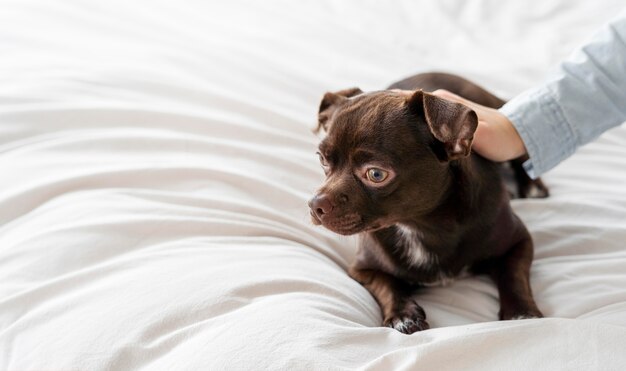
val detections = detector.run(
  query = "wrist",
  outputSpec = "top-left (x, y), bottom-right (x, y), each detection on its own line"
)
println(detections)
top-left (502, 116), bottom-right (527, 159)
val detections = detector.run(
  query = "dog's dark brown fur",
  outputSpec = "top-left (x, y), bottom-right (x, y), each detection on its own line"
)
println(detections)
top-left (310, 72), bottom-right (546, 334)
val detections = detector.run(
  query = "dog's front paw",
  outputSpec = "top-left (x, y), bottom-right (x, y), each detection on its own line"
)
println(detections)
top-left (383, 300), bottom-right (429, 334)
top-left (384, 316), bottom-right (430, 334)
top-left (500, 307), bottom-right (544, 321)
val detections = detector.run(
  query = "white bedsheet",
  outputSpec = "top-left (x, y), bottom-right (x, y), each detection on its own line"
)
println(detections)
top-left (1, 0), bottom-right (626, 369)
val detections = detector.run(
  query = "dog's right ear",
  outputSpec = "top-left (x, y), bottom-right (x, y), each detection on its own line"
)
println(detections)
top-left (315, 87), bottom-right (363, 133)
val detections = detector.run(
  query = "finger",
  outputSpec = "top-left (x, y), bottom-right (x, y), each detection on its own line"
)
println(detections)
top-left (432, 89), bottom-right (468, 104)
top-left (432, 89), bottom-right (489, 112)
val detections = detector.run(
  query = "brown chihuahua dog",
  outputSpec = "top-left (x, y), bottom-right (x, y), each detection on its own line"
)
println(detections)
top-left (309, 72), bottom-right (547, 334)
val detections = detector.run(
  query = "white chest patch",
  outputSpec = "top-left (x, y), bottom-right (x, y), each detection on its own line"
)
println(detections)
top-left (395, 224), bottom-right (435, 267)
top-left (395, 224), bottom-right (469, 287)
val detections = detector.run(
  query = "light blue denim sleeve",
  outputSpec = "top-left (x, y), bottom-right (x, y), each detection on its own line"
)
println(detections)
top-left (500, 12), bottom-right (626, 179)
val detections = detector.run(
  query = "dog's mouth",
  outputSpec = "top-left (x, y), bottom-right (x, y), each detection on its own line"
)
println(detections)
top-left (310, 210), bottom-right (383, 235)
top-left (310, 210), bottom-right (363, 235)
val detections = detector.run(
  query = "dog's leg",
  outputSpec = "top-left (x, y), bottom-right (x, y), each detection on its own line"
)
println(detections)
top-left (510, 156), bottom-right (550, 199)
top-left (490, 235), bottom-right (544, 320)
top-left (349, 267), bottom-right (429, 334)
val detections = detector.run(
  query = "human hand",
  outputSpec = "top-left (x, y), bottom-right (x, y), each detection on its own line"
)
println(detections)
top-left (431, 89), bottom-right (527, 162)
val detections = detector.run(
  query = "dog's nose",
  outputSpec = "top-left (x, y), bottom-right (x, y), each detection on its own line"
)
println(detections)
top-left (309, 194), bottom-right (335, 218)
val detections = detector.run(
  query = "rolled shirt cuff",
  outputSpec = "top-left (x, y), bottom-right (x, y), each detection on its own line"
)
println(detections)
top-left (499, 85), bottom-right (579, 179)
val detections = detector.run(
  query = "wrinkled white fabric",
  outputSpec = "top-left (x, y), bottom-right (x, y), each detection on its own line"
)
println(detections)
top-left (1, 0), bottom-right (625, 370)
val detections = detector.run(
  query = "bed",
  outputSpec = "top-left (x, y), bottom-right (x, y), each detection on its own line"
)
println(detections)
top-left (1, 0), bottom-right (625, 369)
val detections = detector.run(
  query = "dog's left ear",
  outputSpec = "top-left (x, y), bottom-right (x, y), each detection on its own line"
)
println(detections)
top-left (407, 90), bottom-right (478, 162)
top-left (315, 87), bottom-right (363, 133)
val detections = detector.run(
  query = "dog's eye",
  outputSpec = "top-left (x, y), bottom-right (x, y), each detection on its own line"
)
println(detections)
top-left (317, 152), bottom-right (329, 168)
top-left (366, 168), bottom-right (389, 183)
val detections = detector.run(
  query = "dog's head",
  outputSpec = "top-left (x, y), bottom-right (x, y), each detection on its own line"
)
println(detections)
top-left (308, 88), bottom-right (478, 235)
